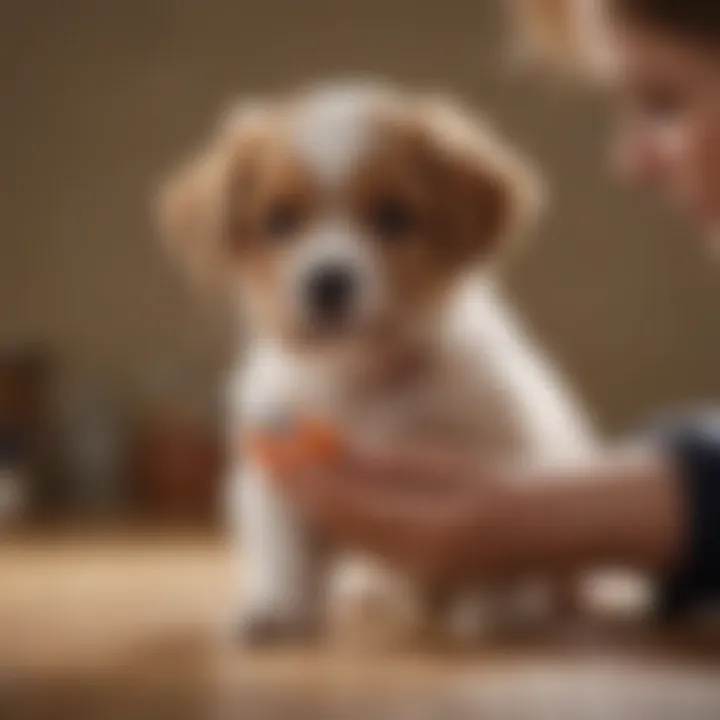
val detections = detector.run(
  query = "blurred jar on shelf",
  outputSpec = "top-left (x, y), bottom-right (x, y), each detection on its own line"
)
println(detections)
top-left (0, 345), bottom-right (52, 524)
top-left (54, 382), bottom-right (127, 519)
top-left (0, 437), bottom-right (28, 528)
top-left (132, 365), bottom-right (223, 525)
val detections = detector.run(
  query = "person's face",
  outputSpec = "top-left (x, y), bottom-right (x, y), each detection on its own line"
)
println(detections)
top-left (609, 20), bottom-right (720, 240)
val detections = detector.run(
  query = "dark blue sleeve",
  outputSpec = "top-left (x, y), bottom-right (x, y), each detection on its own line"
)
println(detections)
top-left (655, 413), bottom-right (720, 619)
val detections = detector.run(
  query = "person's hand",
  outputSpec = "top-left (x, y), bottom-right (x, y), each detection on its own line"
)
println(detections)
top-left (246, 418), bottom-right (684, 586)
top-left (246, 418), bottom-right (508, 584)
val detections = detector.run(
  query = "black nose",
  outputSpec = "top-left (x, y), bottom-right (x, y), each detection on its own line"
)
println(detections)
top-left (306, 266), bottom-right (356, 321)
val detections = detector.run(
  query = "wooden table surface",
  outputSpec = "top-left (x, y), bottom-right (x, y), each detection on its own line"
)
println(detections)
top-left (1, 529), bottom-right (719, 719)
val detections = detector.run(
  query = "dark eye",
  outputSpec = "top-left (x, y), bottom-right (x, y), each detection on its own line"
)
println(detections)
top-left (263, 201), bottom-right (302, 240)
top-left (369, 198), bottom-right (416, 240)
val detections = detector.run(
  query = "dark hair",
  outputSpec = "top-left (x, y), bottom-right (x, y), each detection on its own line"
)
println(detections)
top-left (513, 1), bottom-right (717, 71)
top-left (610, 1), bottom-right (720, 43)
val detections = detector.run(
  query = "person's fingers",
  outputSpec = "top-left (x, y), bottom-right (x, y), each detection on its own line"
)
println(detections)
top-left (345, 441), bottom-right (487, 495)
top-left (285, 464), bottom-right (458, 567)
top-left (248, 414), bottom-right (487, 499)
top-left (244, 417), bottom-right (493, 583)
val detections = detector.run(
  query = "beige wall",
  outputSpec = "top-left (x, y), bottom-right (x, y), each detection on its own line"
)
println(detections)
top-left (3, 0), bottom-right (720, 432)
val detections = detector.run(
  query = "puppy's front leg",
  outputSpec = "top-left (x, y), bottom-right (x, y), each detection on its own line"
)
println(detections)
top-left (328, 557), bottom-right (426, 648)
top-left (231, 461), bottom-right (322, 645)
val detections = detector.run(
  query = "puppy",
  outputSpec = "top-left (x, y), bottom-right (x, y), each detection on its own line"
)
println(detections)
top-left (157, 82), bottom-right (594, 646)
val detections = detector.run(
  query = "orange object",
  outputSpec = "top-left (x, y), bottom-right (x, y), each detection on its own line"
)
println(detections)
top-left (302, 418), bottom-right (345, 461)
top-left (245, 416), bottom-right (346, 473)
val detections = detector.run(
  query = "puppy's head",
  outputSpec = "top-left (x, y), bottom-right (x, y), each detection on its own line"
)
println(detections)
top-left (157, 84), bottom-right (539, 352)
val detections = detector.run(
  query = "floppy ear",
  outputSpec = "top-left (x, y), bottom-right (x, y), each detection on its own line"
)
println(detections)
top-left (155, 101), bottom-right (272, 290)
top-left (156, 144), bottom-right (231, 289)
top-left (418, 97), bottom-right (543, 267)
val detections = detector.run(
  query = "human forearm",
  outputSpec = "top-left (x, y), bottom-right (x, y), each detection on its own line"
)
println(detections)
top-left (489, 448), bottom-right (684, 576)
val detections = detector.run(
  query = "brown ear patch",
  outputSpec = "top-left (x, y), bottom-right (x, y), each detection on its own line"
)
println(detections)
top-left (154, 102), bottom-right (280, 291)
top-left (156, 147), bottom-right (228, 287)
top-left (413, 97), bottom-right (542, 269)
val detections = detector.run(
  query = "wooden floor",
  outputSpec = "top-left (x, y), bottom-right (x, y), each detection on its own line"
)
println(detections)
top-left (1, 530), bottom-right (720, 719)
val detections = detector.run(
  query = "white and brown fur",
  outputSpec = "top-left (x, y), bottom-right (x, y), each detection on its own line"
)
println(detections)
top-left (157, 82), bottom-right (594, 646)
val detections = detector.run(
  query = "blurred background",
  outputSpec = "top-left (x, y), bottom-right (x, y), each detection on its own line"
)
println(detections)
top-left (1, 1), bottom-right (719, 716)
top-left (3, 0), bottom-right (720, 527)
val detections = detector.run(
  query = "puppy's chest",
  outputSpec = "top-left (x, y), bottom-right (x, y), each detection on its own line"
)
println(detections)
top-left (294, 361), bottom-right (513, 453)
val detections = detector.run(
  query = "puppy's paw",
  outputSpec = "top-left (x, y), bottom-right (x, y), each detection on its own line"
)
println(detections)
top-left (328, 563), bottom-right (423, 649)
top-left (232, 610), bottom-right (318, 648)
